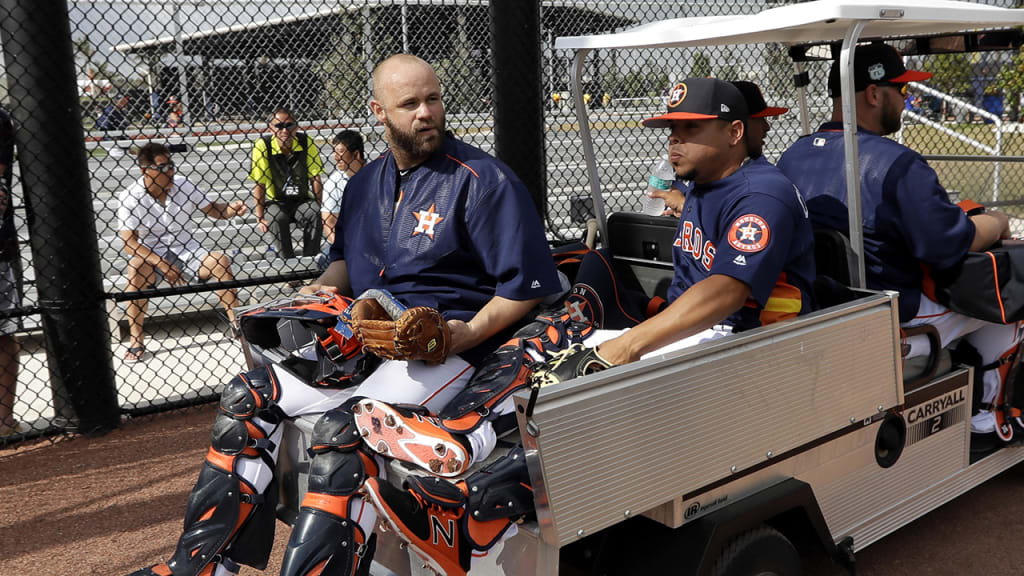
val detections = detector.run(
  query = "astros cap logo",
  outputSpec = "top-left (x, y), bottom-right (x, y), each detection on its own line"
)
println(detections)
top-left (668, 83), bottom-right (688, 107)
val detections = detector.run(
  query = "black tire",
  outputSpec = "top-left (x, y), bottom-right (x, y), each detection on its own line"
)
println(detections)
top-left (712, 525), bottom-right (801, 576)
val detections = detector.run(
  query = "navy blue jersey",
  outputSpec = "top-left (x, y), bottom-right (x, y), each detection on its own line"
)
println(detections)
top-left (668, 157), bottom-right (815, 330)
top-left (330, 135), bottom-right (560, 364)
top-left (777, 122), bottom-right (974, 322)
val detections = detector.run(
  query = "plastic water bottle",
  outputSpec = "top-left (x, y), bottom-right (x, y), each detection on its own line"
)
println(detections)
top-left (642, 156), bottom-right (674, 216)
top-left (265, 245), bottom-right (277, 261)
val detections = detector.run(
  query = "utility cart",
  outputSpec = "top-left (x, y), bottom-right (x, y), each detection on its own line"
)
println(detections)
top-left (271, 2), bottom-right (1024, 574)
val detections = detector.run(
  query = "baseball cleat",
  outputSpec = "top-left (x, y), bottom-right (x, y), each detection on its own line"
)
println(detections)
top-left (363, 478), bottom-right (471, 576)
top-left (354, 399), bottom-right (471, 477)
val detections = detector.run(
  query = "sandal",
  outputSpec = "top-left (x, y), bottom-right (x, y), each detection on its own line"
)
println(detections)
top-left (124, 345), bottom-right (146, 362)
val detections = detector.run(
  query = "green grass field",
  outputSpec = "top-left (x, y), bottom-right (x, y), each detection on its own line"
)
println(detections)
top-left (901, 123), bottom-right (1024, 214)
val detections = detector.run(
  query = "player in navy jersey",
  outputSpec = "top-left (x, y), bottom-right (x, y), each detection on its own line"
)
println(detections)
top-left (777, 43), bottom-right (1022, 443)
top-left (129, 54), bottom-right (560, 576)
top-left (593, 77), bottom-right (816, 365)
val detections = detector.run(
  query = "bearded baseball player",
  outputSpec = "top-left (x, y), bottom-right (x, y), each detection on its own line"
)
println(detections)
top-left (777, 43), bottom-right (1022, 444)
top-left (129, 53), bottom-right (560, 576)
top-left (357, 77), bottom-right (817, 576)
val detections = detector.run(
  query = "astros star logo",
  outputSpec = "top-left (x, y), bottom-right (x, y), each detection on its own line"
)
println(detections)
top-left (412, 203), bottom-right (445, 239)
top-left (727, 214), bottom-right (771, 253)
top-left (738, 223), bottom-right (760, 241)
top-left (668, 82), bottom-right (688, 107)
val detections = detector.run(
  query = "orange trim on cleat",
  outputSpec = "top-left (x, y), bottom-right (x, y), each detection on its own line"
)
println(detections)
top-left (354, 400), bottom-right (470, 477)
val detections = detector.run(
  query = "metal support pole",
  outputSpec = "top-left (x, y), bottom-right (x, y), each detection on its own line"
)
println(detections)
top-left (172, 1), bottom-right (191, 127)
top-left (401, 3), bottom-right (410, 54)
top-left (839, 22), bottom-right (867, 289)
top-left (489, 0), bottom-right (546, 216)
top-left (363, 5), bottom-right (375, 123)
top-left (0, 0), bottom-right (119, 433)
top-left (571, 49), bottom-right (609, 244)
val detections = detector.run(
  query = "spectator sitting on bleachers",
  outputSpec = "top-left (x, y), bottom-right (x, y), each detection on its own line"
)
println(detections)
top-left (96, 94), bottom-right (130, 132)
top-left (321, 130), bottom-right (365, 246)
top-left (248, 108), bottom-right (325, 259)
top-left (316, 130), bottom-right (365, 270)
top-left (0, 105), bottom-right (21, 436)
top-left (117, 142), bottom-right (247, 362)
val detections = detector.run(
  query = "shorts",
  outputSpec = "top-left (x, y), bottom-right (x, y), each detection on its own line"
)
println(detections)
top-left (143, 247), bottom-right (209, 287)
top-left (0, 262), bottom-right (20, 335)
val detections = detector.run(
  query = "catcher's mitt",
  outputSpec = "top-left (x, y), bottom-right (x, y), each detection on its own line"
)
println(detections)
top-left (529, 343), bottom-right (614, 388)
top-left (346, 290), bottom-right (452, 364)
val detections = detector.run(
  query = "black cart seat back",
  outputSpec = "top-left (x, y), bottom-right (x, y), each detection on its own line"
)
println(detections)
top-left (812, 227), bottom-right (858, 288)
top-left (606, 212), bottom-right (679, 300)
top-left (607, 212), bottom-right (678, 263)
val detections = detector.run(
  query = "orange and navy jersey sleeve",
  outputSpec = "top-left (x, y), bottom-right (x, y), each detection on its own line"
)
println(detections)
top-left (711, 192), bottom-right (808, 318)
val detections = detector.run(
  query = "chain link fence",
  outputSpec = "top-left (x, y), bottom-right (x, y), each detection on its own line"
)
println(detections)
top-left (0, 0), bottom-right (1022, 446)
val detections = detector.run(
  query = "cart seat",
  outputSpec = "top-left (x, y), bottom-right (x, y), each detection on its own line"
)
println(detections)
top-left (811, 227), bottom-right (950, 390)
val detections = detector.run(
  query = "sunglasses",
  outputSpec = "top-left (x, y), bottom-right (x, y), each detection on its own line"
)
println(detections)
top-left (273, 121), bottom-right (297, 130)
top-left (145, 162), bottom-right (175, 173)
top-left (876, 81), bottom-right (908, 96)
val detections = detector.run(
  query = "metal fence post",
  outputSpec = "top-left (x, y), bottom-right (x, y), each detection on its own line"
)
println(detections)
top-left (0, 0), bottom-right (119, 433)
top-left (489, 0), bottom-right (546, 217)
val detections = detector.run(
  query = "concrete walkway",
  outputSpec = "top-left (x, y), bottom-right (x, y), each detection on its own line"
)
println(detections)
top-left (11, 312), bottom-right (245, 434)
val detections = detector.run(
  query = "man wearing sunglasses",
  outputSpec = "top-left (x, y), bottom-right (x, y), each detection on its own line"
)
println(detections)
top-left (117, 143), bottom-right (247, 362)
top-left (248, 108), bottom-right (325, 258)
top-left (778, 43), bottom-right (1021, 445)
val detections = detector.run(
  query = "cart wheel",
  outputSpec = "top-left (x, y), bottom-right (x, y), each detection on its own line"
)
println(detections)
top-left (713, 525), bottom-right (801, 576)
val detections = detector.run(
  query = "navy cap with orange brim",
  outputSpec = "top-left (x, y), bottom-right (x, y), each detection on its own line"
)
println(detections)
top-left (643, 77), bottom-right (749, 128)
top-left (730, 80), bottom-right (788, 118)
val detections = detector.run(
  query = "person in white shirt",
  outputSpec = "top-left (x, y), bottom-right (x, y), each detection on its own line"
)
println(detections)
top-left (320, 130), bottom-right (365, 245)
top-left (117, 143), bottom-right (247, 362)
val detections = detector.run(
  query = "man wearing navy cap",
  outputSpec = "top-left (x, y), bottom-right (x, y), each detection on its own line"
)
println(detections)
top-left (777, 43), bottom-right (1021, 443)
top-left (654, 79), bottom-right (789, 215)
top-left (591, 77), bottom-right (815, 365)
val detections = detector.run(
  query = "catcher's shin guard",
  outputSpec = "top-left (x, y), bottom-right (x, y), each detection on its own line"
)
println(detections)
top-left (280, 398), bottom-right (380, 576)
top-left (155, 368), bottom-right (283, 576)
top-left (437, 343), bottom-right (534, 437)
top-left (464, 444), bottom-right (532, 526)
top-left (515, 307), bottom-right (596, 360)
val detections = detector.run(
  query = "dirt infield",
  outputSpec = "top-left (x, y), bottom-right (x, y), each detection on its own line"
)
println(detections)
top-left (0, 404), bottom-right (290, 576)
top-left (3, 403), bottom-right (1024, 576)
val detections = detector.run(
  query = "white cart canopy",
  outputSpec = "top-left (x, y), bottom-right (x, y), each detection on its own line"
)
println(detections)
top-left (556, 0), bottom-right (1024, 288)
top-left (555, 0), bottom-right (1024, 51)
